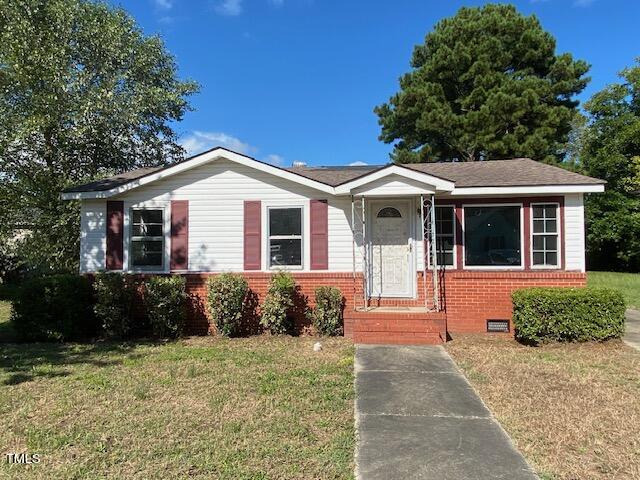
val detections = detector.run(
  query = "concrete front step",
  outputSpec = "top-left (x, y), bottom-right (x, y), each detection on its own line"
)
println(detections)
top-left (346, 310), bottom-right (447, 345)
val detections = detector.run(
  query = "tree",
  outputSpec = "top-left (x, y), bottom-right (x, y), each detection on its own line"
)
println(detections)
top-left (0, 0), bottom-right (198, 274)
top-left (580, 60), bottom-right (640, 271)
top-left (375, 4), bottom-right (589, 164)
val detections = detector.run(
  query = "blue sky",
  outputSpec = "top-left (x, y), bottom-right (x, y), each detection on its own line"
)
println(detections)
top-left (109, 0), bottom-right (639, 166)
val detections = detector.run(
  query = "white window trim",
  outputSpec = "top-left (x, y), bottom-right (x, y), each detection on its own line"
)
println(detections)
top-left (427, 204), bottom-right (456, 270)
top-left (123, 202), bottom-right (170, 273)
top-left (530, 202), bottom-right (561, 269)
top-left (266, 205), bottom-right (305, 270)
top-left (462, 203), bottom-right (525, 270)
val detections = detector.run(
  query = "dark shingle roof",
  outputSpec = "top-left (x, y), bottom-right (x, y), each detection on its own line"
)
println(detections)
top-left (63, 154), bottom-right (604, 194)
top-left (402, 159), bottom-right (605, 187)
top-left (286, 159), bottom-right (604, 188)
top-left (283, 165), bottom-right (383, 186)
top-left (63, 167), bottom-right (164, 193)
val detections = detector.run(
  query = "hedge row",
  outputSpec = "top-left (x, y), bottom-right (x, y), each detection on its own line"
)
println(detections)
top-left (512, 287), bottom-right (626, 344)
top-left (11, 273), bottom-right (187, 342)
top-left (207, 272), bottom-right (344, 337)
top-left (10, 272), bottom-right (345, 342)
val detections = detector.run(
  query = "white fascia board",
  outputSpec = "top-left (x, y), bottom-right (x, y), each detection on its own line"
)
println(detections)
top-left (61, 148), bottom-right (336, 200)
top-left (449, 184), bottom-right (605, 196)
top-left (334, 165), bottom-right (455, 195)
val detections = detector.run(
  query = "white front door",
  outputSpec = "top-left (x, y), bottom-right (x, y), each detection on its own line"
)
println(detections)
top-left (369, 200), bottom-right (413, 297)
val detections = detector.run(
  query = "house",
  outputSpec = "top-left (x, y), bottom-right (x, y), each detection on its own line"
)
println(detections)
top-left (62, 147), bottom-right (605, 344)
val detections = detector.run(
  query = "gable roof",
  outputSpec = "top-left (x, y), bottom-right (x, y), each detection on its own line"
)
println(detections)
top-left (62, 147), bottom-right (605, 200)
top-left (286, 159), bottom-right (605, 188)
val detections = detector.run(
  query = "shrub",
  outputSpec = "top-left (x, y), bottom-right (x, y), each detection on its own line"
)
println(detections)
top-left (512, 287), bottom-right (626, 344)
top-left (145, 276), bottom-right (187, 338)
top-left (260, 271), bottom-right (296, 334)
top-left (310, 286), bottom-right (344, 336)
top-left (206, 273), bottom-right (249, 337)
top-left (10, 274), bottom-right (97, 341)
top-left (93, 272), bottom-right (135, 339)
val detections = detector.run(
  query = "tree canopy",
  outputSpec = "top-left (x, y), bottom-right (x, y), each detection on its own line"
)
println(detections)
top-left (375, 4), bottom-right (589, 163)
top-left (0, 0), bottom-right (198, 273)
top-left (580, 60), bottom-right (640, 271)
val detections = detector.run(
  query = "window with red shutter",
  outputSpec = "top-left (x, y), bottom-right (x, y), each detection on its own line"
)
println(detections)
top-left (310, 199), bottom-right (328, 270)
top-left (244, 201), bottom-right (261, 270)
top-left (170, 200), bottom-right (189, 270)
top-left (106, 201), bottom-right (124, 270)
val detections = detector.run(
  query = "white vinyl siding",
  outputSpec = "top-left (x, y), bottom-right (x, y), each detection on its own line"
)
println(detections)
top-left (111, 159), bottom-right (359, 273)
top-left (564, 193), bottom-right (586, 272)
top-left (76, 161), bottom-right (588, 275)
top-left (79, 200), bottom-right (106, 272)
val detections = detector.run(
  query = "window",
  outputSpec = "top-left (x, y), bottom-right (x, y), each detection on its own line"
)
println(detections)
top-left (464, 205), bottom-right (521, 267)
top-left (377, 207), bottom-right (402, 218)
top-left (269, 207), bottom-right (303, 267)
top-left (532, 203), bottom-right (559, 267)
top-left (131, 209), bottom-right (164, 268)
top-left (435, 206), bottom-right (455, 266)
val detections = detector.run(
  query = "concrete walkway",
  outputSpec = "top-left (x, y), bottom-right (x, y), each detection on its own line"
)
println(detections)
top-left (355, 345), bottom-right (538, 480)
top-left (625, 309), bottom-right (640, 351)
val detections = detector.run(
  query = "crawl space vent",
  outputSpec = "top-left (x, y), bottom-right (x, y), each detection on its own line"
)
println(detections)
top-left (487, 319), bottom-right (510, 333)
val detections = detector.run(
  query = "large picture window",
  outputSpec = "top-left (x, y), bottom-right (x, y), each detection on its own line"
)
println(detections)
top-left (435, 206), bottom-right (455, 266)
top-left (131, 209), bottom-right (164, 268)
top-left (532, 203), bottom-right (559, 267)
top-left (269, 207), bottom-right (303, 268)
top-left (464, 205), bottom-right (521, 267)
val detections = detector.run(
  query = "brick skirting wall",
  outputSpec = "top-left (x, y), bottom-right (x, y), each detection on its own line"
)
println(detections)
top-left (182, 272), bottom-right (362, 335)
top-left (126, 270), bottom-right (586, 336)
top-left (441, 271), bottom-right (586, 333)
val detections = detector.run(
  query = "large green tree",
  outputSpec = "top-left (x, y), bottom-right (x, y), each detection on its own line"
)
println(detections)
top-left (580, 60), bottom-right (640, 271)
top-left (375, 4), bottom-right (589, 163)
top-left (0, 0), bottom-right (198, 273)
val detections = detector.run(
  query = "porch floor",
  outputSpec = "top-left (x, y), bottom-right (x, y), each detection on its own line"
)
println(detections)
top-left (355, 306), bottom-right (434, 313)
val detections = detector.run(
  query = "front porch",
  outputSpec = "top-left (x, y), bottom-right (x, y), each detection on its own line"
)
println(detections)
top-left (346, 169), bottom-right (449, 344)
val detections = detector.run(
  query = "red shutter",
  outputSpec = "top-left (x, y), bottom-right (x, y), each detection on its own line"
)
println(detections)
top-left (171, 200), bottom-right (189, 271)
top-left (310, 199), bottom-right (329, 270)
top-left (244, 201), bottom-right (261, 270)
top-left (106, 201), bottom-right (124, 270)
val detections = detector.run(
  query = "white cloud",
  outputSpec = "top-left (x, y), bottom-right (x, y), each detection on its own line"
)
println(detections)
top-left (215, 0), bottom-right (243, 16)
top-left (153, 0), bottom-right (173, 9)
top-left (179, 131), bottom-right (256, 155)
top-left (349, 161), bottom-right (368, 166)
top-left (264, 154), bottom-right (284, 166)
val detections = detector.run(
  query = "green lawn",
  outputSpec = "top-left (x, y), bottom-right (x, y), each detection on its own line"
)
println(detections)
top-left (588, 271), bottom-right (640, 309)
top-left (0, 336), bottom-right (355, 479)
top-left (0, 300), bottom-right (15, 342)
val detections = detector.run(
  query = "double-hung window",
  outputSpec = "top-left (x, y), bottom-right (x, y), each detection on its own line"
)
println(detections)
top-left (434, 206), bottom-right (455, 267)
top-left (531, 203), bottom-right (559, 267)
top-left (268, 207), bottom-right (303, 268)
top-left (130, 209), bottom-right (164, 268)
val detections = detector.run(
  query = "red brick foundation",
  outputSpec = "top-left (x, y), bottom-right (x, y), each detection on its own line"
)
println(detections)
top-left (441, 271), bottom-right (586, 333)
top-left (129, 270), bottom-right (586, 339)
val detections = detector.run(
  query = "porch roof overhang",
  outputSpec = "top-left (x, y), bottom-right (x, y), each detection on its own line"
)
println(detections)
top-left (334, 164), bottom-right (455, 196)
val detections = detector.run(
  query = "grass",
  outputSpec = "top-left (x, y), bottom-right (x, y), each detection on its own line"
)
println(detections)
top-left (446, 335), bottom-right (640, 480)
top-left (588, 271), bottom-right (640, 309)
top-left (0, 300), bottom-right (16, 342)
top-left (0, 336), bottom-right (355, 479)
